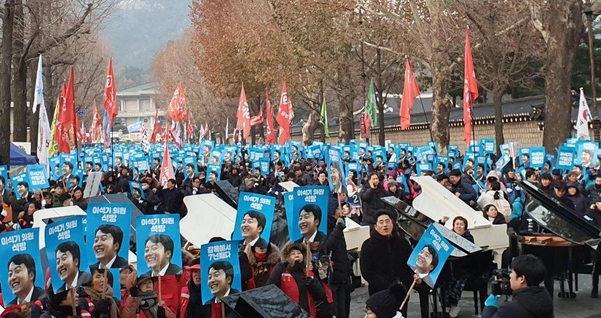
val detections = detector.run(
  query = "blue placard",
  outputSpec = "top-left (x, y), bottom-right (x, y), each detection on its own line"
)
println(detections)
top-left (85, 203), bottom-right (132, 270)
top-left (232, 193), bottom-right (275, 244)
top-left (289, 186), bottom-right (329, 242)
top-left (49, 157), bottom-right (61, 180)
top-left (0, 165), bottom-right (8, 184)
top-left (129, 181), bottom-right (145, 199)
top-left (407, 224), bottom-right (454, 288)
top-left (200, 240), bottom-right (241, 304)
top-left (529, 147), bottom-right (546, 169)
top-left (259, 158), bottom-right (270, 175)
top-left (135, 214), bottom-right (182, 277)
top-left (11, 173), bottom-right (30, 200)
top-left (0, 228), bottom-right (45, 305)
top-left (495, 154), bottom-right (511, 171)
top-left (327, 147), bottom-right (346, 193)
top-left (45, 216), bottom-right (89, 293)
top-left (27, 164), bottom-right (50, 190)
top-left (207, 164), bottom-right (221, 181)
top-left (556, 146), bottom-right (575, 170)
top-left (481, 138), bottom-right (495, 154)
top-left (575, 141), bottom-right (598, 168)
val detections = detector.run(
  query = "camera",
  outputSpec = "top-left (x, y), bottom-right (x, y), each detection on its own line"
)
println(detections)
top-left (490, 268), bottom-right (513, 296)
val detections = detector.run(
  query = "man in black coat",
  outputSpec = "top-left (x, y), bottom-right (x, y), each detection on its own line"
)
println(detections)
top-left (161, 179), bottom-right (184, 215)
top-left (482, 254), bottom-right (553, 318)
top-left (360, 172), bottom-right (393, 226)
top-left (360, 209), bottom-right (413, 316)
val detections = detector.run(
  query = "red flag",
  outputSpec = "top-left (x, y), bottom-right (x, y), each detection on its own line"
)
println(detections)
top-left (168, 84), bottom-right (186, 122)
top-left (276, 81), bottom-right (293, 145)
top-left (182, 108), bottom-right (189, 121)
top-left (250, 105), bottom-right (264, 127)
top-left (159, 144), bottom-right (175, 188)
top-left (103, 58), bottom-right (118, 127)
top-left (236, 84), bottom-right (251, 139)
top-left (361, 112), bottom-right (372, 140)
top-left (91, 100), bottom-right (102, 142)
top-left (265, 89), bottom-right (275, 144)
top-left (170, 121), bottom-right (182, 148)
top-left (150, 109), bottom-right (162, 143)
top-left (400, 57), bottom-right (421, 130)
top-left (187, 120), bottom-right (194, 136)
top-left (463, 27), bottom-right (478, 145)
top-left (59, 69), bottom-right (75, 131)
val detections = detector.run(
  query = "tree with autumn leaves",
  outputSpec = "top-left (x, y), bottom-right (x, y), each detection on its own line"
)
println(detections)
top-left (157, 0), bottom-right (591, 152)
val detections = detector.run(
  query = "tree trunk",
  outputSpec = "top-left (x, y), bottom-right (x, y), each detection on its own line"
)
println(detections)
top-left (541, 0), bottom-right (583, 152)
top-left (0, 1), bottom-right (15, 165)
top-left (493, 86), bottom-right (505, 148)
top-left (430, 52), bottom-right (452, 155)
top-left (12, 0), bottom-right (27, 142)
top-left (336, 65), bottom-right (355, 143)
top-left (44, 63), bottom-right (55, 119)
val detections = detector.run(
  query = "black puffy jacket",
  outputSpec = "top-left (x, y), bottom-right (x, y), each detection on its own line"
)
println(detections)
top-left (482, 286), bottom-right (553, 318)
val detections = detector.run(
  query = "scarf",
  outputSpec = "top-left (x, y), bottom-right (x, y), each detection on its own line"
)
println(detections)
top-left (82, 285), bottom-right (119, 318)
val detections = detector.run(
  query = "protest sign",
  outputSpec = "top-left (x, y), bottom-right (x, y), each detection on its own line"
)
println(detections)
top-left (289, 186), bottom-right (329, 243)
top-left (407, 224), bottom-right (454, 288)
top-left (200, 240), bottom-right (241, 304)
top-left (86, 203), bottom-right (132, 270)
top-left (232, 192), bottom-right (275, 244)
top-left (136, 214), bottom-right (182, 277)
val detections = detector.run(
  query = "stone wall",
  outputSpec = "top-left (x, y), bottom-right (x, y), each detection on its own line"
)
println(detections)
top-left (292, 120), bottom-right (545, 152)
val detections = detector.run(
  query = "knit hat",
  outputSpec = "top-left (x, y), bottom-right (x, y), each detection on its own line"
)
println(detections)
top-left (366, 282), bottom-right (407, 318)
top-left (387, 170), bottom-right (398, 179)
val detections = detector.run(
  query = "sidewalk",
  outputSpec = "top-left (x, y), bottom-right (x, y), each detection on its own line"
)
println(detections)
top-left (349, 274), bottom-right (601, 317)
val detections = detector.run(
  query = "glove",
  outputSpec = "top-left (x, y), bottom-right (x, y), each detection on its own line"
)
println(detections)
top-left (485, 294), bottom-right (499, 308)
top-left (335, 217), bottom-right (346, 230)
top-left (303, 276), bottom-right (314, 286)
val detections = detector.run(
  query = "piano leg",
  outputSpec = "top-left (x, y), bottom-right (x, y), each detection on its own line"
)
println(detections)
top-left (544, 275), bottom-right (554, 299)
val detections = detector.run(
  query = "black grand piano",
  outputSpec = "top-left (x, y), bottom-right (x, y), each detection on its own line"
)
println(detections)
top-left (516, 180), bottom-right (601, 298)
top-left (381, 176), bottom-right (503, 317)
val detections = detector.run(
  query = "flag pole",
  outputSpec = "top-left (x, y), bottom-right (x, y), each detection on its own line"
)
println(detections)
top-left (417, 96), bottom-right (434, 145)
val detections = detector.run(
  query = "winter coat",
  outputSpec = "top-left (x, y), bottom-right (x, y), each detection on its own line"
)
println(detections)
top-left (449, 178), bottom-right (478, 205)
top-left (180, 278), bottom-right (212, 318)
top-left (478, 190), bottom-right (512, 223)
top-left (268, 262), bottom-right (327, 318)
top-left (325, 216), bottom-right (350, 285)
top-left (160, 187), bottom-right (184, 214)
top-left (243, 243), bottom-right (281, 290)
top-left (360, 184), bottom-right (393, 226)
top-left (586, 207), bottom-right (601, 228)
top-left (585, 184), bottom-right (601, 202)
top-left (360, 229), bottom-right (413, 296)
top-left (482, 286), bottom-right (553, 318)
top-left (565, 184), bottom-right (589, 218)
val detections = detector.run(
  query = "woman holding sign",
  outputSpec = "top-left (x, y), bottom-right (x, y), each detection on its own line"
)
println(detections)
top-left (78, 269), bottom-right (119, 318)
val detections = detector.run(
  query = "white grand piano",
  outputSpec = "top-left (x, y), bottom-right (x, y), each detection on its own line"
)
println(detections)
top-left (410, 176), bottom-right (509, 267)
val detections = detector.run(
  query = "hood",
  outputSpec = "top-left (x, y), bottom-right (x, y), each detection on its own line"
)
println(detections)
top-left (486, 170), bottom-right (501, 181)
top-left (280, 242), bottom-right (307, 261)
top-left (513, 286), bottom-right (553, 318)
top-left (566, 182), bottom-right (580, 196)
top-left (245, 242), bottom-right (281, 267)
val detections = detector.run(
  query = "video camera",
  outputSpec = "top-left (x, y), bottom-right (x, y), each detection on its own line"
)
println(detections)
top-left (490, 268), bottom-right (513, 296)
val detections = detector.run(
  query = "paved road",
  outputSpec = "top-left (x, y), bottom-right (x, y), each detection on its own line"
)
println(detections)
top-left (349, 274), bottom-right (601, 317)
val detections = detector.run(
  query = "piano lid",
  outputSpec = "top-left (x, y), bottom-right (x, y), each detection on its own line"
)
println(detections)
top-left (381, 196), bottom-right (482, 256)
top-left (519, 180), bottom-right (601, 244)
top-left (411, 176), bottom-right (492, 230)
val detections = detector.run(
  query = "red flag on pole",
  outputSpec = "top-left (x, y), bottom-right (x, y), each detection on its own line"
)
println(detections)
top-left (250, 105), bottom-right (264, 127)
top-left (91, 100), bottom-right (102, 142)
top-left (362, 112), bottom-right (372, 140)
top-left (150, 109), bottom-right (162, 143)
top-left (265, 89), bottom-right (275, 144)
top-left (236, 84), bottom-right (251, 139)
top-left (103, 58), bottom-right (118, 127)
top-left (168, 84), bottom-right (186, 122)
top-left (276, 81), bottom-right (293, 145)
top-left (59, 69), bottom-right (75, 131)
top-left (463, 27), bottom-right (479, 145)
top-left (400, 57), bottom-right (421, 130)
top-left (159, 144), bottom-right (175, 188)
top-left (187, 120), bottom-right (194, 136)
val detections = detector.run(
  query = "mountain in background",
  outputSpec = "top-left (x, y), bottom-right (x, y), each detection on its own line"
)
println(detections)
top-left (102, 0), bottom-right (191, 74)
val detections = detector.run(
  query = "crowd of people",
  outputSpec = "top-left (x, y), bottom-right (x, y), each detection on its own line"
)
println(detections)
top-left (0, 143), bottom-right (599, 318)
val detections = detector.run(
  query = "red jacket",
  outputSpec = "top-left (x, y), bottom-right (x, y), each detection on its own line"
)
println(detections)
top-left (280, 270), bottom-right (317, 318)
top-left (157, 275), bottom-right (181, 315)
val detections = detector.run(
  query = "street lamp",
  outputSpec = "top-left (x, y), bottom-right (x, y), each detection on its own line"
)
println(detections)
top-left (584, 0), bottom-right (599, 115)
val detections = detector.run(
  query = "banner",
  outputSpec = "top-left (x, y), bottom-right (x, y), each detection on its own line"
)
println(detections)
top-left (0, 228), bottom-right (45, 305)
top-left (556, 146), bottom-right (575, 171)
top-left (232, 193), bottom-right (275, 245)
top-left (200, 240), bottom-right (241, 304)
top-left (45, 216), bottom-right (89, 293)
top-left (135, 214), bottom-right (182, 277)
top-left (529, 147), bottom-right (546, 169)
top-left (407, 224), bottom-right (454, 288)
top-left (27, 164), bottom-right (50, 191)
top-left (289, 186), bottom-right (329, 243)
top-left (327, 147), bottom-right (346, 193)
top-left (86, 203), bottom-right (132, 270)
